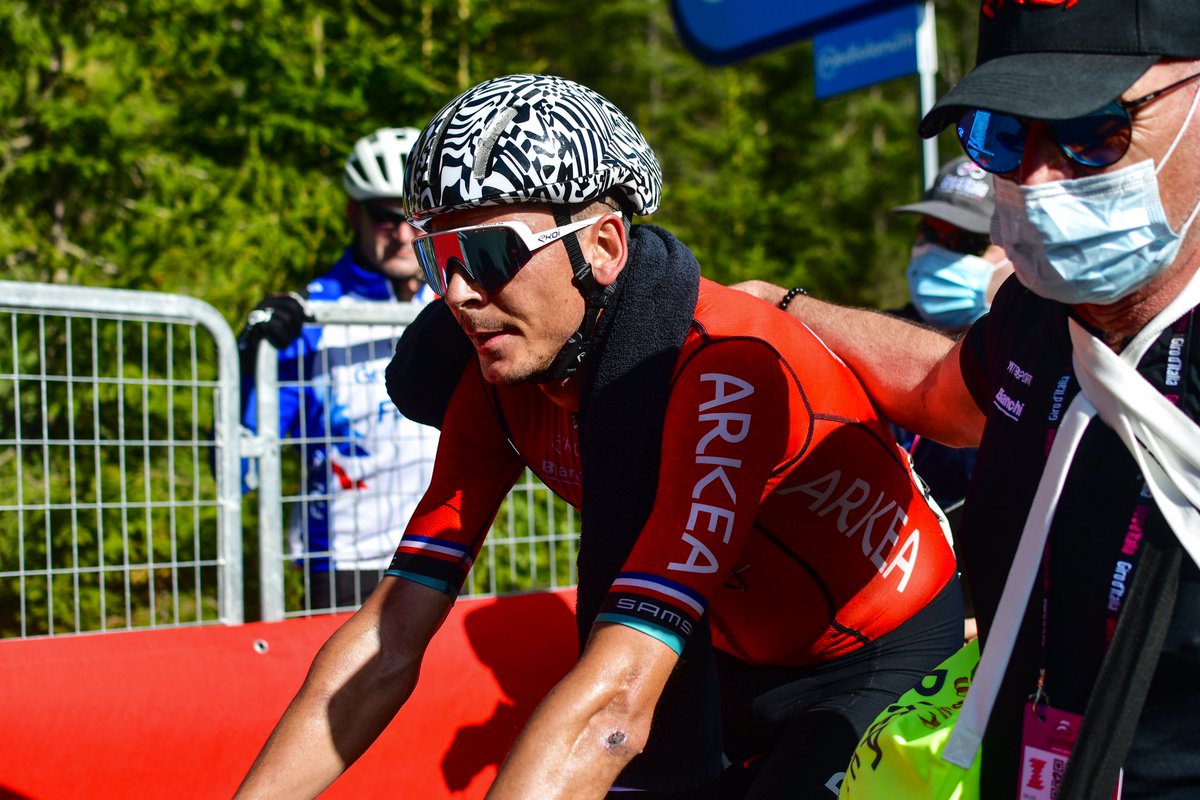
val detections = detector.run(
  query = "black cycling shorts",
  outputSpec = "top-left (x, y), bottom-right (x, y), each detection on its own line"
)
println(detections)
top-left (608, 575), bottom-right (965, 800)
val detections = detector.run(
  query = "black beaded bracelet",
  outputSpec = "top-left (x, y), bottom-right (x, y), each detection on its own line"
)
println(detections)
top-left (778, 286), bottom-right (807, 311)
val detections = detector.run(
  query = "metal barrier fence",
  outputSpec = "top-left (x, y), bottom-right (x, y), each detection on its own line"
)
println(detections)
top-left (0, 282), bottom-right (580, 638)
top-left (248, 301), bottom-right (579, 622)
top-left (0, 281), bottom-right (243, 638)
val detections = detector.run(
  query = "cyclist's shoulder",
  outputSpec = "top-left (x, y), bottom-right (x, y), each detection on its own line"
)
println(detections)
top-left (693, 278), bottom-right (776, 331)
top-left (681, 280), bottom-right (845, 379)
top-left (691, 279), bottom-right (829, 350)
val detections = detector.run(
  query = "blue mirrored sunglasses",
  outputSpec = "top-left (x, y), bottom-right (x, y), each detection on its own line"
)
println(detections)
top-left (956, 70), bottom-right (1200, 175)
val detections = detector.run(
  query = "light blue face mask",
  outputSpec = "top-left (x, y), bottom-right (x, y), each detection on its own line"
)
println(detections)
top-left (991, 83), bottom-right (1200, 306)
top-left (906, 243), bottom-right (994, 331)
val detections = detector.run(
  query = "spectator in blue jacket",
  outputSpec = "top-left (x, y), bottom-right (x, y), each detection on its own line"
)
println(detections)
top-left (237, 128), bottom-right (439, 611)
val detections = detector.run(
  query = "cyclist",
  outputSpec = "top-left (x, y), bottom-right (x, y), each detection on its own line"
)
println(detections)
top-left (236, 74), bottom-right (962, 799)
top-left (237, 128), bottom-right (439, 610)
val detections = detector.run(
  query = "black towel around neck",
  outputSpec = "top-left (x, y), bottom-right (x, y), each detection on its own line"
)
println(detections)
top-left (576, 225), bottom-right (721, 791)
top-left (385, 297), bottom-right (472, 429)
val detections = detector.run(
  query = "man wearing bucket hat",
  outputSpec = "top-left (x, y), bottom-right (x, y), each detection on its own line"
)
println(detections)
top-left (765, 1), bottom-right (1200, 798)
top-left (890, 155), bottom-right (1011, 335)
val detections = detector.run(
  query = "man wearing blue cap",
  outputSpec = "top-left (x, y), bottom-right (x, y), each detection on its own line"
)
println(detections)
top-left (768, 1), bottom-right (1200, 798)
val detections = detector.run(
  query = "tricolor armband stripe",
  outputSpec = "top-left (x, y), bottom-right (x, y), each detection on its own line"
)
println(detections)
top-left (611, 572), bottom-right (706, 616)
top-left (393, 535), bottom-right (475, 567)
top-left (387, 536), bottom-right (474, 595)
top-left (599, 571), bottom-right (704, 653)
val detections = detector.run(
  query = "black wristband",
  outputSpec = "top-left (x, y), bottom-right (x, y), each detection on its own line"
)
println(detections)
top-left (778, 286), bottom-right (807, 311)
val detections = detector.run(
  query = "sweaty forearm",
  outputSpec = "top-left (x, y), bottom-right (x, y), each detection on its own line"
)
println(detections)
top-left (235, 619), bottom-right (420, 799)
top-left (488, 674), bottom-right (647, 799)
top-left (236, 579), bottom-right (449, 799)
top-left (487, 625), bottom-right (677, 800)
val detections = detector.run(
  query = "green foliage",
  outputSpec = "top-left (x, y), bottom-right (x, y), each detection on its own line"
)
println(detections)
top-left (465, 470), bottom-right (578, 597)
top-left (1, 0), bottom-right (982, 628)
top-left (2, 0), bottom-right (980, 311)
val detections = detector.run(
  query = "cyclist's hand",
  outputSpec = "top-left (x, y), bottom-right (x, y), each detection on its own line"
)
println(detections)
top-left (242, 293), bottom-right (310, 350)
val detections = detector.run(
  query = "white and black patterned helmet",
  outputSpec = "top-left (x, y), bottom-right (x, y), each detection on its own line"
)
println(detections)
top-left (343, 127), bottom-right (421, 201)
top-left (403, 74), bottom-right (663, 226)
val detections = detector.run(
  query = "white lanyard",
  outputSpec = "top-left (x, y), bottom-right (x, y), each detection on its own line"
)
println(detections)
top-left (943, 265), bottom-right (1200, 770)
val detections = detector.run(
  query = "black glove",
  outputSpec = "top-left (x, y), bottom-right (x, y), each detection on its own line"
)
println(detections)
top-left (237, 293), bottom-right (310, 372)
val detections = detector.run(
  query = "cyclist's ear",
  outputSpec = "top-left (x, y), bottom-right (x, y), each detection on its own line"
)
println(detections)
top-left (589, 211), bottom-right (627, 288)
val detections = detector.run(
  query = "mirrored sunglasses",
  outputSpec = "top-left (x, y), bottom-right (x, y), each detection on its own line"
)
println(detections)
top-left (916, 220), bottom-right (989, 256)
top-left (413, 213), bottom-right (615, 296)
top-left (956, 70), bottom-right (1200, 175)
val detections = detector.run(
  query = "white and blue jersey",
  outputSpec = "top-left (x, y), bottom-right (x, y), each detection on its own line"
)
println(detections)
top-left (241, 248), bottom-right (439, 572)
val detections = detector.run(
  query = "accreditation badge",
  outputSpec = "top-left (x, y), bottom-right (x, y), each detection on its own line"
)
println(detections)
top-left (1018, 702), bottom-right (1122, 799)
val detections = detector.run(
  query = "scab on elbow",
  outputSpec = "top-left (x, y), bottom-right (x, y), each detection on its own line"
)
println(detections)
top-left (601, 728), bottom-right (642, 761)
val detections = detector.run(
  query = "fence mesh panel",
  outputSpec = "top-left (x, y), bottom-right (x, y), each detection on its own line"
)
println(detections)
top-left (250, 302), bottom-right (579, 621)
top-left (0, 294), bottom-right (234, 638)
top-left (0, 286), bottom-right (578, 637)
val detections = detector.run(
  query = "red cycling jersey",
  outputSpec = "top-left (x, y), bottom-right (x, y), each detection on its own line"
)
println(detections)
top-left (388, 279), bottom-right (956, 666)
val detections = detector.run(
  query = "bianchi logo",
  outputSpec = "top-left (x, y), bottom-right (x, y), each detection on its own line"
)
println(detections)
top-left (993, 386), bottom-right (1025, 421)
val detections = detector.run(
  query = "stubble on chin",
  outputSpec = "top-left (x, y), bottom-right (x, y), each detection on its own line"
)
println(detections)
top-left (475, 348), bottom-right (555, 386)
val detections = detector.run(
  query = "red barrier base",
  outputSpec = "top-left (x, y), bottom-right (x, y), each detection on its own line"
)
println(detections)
top-left (0, 588), bottom-right (578, 799)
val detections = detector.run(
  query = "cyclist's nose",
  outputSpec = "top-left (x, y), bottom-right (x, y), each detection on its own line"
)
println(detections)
top-left (444, 263), bottom-right (484, 306)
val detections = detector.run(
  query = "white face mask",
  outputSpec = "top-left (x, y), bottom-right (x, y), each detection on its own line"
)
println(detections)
top-left (991, 80), bottom-right (1200, 306)
top-left (905, 243), bottom-right (995, 331)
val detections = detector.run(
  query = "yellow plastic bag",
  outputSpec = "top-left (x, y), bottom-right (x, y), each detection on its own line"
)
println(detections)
top-left (839, 640), bottom-right (981, 800)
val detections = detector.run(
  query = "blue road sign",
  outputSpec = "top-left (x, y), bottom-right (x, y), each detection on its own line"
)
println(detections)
top-left (813, 4), bottom-right (921, 99)
top-left (671, 0), bottom-right (913, 66)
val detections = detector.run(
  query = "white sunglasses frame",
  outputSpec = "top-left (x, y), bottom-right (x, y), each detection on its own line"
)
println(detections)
top-left (413, 211), bottom-right (620, 294)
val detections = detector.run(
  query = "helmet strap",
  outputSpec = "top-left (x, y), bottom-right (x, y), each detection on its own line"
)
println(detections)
top-left (532, 206), bottom-right (616, 383)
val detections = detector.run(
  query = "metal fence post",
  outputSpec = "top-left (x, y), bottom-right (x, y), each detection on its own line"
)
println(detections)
top-left (255, 340), bottom-right (285, 622)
